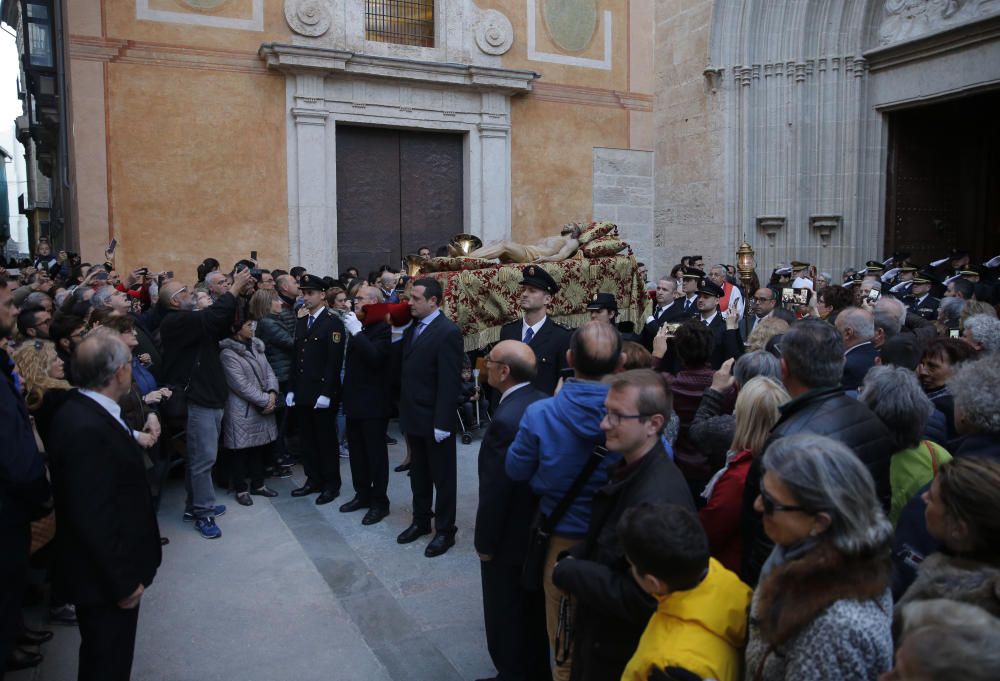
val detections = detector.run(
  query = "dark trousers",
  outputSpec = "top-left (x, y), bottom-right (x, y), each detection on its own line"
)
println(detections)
top-left (0, 537), bottom-right (28, 679)
top-left (76, 601), bottom-right (140, 681)
top-left (481, 559), bottom-right (551, 681)
top-left (231, 443), bottom-right (271, 493)
top-left (346, 417), bottom-right (389, 507)
top-left (296, 405), bottom-right (341, 492)
top-left (406, 433), bottom-right (457, 535)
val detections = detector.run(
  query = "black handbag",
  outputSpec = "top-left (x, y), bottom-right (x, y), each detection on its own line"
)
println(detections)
top-left (521, 445), bottom-right (607, 591)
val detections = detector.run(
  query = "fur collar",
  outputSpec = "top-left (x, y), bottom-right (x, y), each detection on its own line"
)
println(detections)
top-left (756, 540), bottom-right (890, 646)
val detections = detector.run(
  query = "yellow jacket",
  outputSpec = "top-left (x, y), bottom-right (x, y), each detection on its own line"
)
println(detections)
top-left (621, 558), bottom-right (751, 681)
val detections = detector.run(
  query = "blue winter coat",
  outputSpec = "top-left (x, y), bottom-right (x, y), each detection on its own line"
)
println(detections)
top-left (505, 378), bottom-right (619, 538)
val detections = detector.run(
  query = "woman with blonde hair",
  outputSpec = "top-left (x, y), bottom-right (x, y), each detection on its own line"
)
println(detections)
top-left (745, 317), bottom-right (789, 353)
top-left (12, 339), bottom-right (70, 412)
top-left (699, 376), bottom-right (789, 573)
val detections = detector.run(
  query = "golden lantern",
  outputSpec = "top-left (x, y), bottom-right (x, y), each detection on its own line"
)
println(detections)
top-left (736, 241), bottom-right (756, 309)
top-left (447, 233), bottom-right (483, 257)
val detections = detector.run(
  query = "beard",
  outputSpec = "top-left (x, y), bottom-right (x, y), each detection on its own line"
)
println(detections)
top-left (179, 297), bottom-right (199, 311)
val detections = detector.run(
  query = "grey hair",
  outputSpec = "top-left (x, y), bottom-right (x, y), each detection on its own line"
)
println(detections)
top-left (860, 365), bottom-right (934, 449)
top-left (71, 329), bottom-right (132, 390)
top-left (762, 433), bottom-right (892, 556)
top-left (898, 600), bottom-right (1000, 681)
top-left (24, 291), bottom-right (50, 309)
top-left (819, 272), bottom-right (832, 283)
top-left (837, 307), bottom-right (875, 341)
top-left (939, 296), bottom-right (963, 323)
top-left (781, 319), bottom-right (845, 388)
top-left (964, 314), bottom-right (1000, 353)
top-left (733, 350), bottom-right (781, 387)
top-left (91, 285), bottom-right (117, 310)
top-left (874, 297), bottom-right (905, 338)
top-left (948, 356), bottom-right (1000, 434)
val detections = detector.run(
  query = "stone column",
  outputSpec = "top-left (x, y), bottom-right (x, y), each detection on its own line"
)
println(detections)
top-left (477, 123), bottom-right (511, 244)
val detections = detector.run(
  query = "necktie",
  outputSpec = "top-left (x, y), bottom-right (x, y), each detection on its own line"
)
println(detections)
top-left (414, 322), bottom-right (426, 339)
top-left (307, 315), bottom-right (315, 331)
top-left (523, 327), bottom-right (535, 344)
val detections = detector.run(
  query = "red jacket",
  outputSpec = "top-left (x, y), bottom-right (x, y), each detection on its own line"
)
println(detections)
top-left (699, 448), bottom-right (753, 574)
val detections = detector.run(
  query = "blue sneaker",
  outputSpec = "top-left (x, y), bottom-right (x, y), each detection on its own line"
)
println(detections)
top-left (194, 517), bottom-right (222, 539)
top-left (183, 505), bottom-right (226, 522)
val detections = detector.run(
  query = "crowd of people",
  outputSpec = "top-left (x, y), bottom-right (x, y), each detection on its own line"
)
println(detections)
top-left (2, 239), bottom-right (1000, 681)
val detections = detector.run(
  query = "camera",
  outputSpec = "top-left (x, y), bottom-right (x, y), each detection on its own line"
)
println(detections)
top-left (781, 287), bottom-right (810, 307)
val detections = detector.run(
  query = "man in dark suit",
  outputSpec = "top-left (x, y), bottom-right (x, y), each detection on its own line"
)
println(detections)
top-left (475, 340), bottom-right (549, 681)
top-left (339, 283), bottom-right (393, 525)
top-left (498, 266), bottom-right (570, 396)
top-left (835, 306), bottom-right (878, 391)
top-left (46, 333), bottom-right (161, 681)
top-left (287, 274), bottom-right (346, 505)
top-left (693, 280), bottom-right (744, 369)
top-left (640, 277), bottom-right (689, 351)
top-left (397, 277), bottom-right (464, 557)
top-left (1, 275), bottom-right (52, 675)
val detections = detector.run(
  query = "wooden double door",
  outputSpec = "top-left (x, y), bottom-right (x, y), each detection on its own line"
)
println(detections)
top-left (885, 90), bottom-right (1000, 264)
top-left (336, 125), bottom-right (464, 277)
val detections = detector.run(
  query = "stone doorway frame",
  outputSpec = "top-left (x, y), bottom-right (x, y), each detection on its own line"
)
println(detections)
top-left (260, 43), bottom-right (537, 276)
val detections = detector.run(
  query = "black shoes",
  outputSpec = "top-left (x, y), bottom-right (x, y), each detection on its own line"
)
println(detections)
top-left (362, 506), bottom-right (390, 525)
top-left (6, 646), bottom-right (43, 671)
top-left (424, 533), bottom-right (455, 558)
top-left (394, 462), bottom-right (411, 472)
top-left (291, 484), bottom-right (319, 497)
top-left (339, 497), bottom-right (369, 513)
top-left (315, 489), bottom-right (340, 505)
top-left (397, 523), bottom-right (432, 544)
top-left (236, 492), bottom-right (253, 507)
top-left (251, 486), bottom-right (279, 498)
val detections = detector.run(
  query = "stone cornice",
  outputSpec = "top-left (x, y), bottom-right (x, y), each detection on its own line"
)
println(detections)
top-left (259, 43), bottom-right (539, 93)
top-left (864, 12), bottom-right (1000, 72)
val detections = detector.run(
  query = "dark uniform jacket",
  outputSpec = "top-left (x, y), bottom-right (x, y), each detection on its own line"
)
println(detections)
top-left (46, 390), bottom-right (161, 608)
top-left (499, 316), bottom-right (570, 396)
top-left (474, 383), bottom-right (547, 562)
top-left (703, 312), bottom-right (745, 370)
top-left (289, 307), bottom-right (345, 406)
top-left (342, 320), bottom-right (392, 420)
top-left (399, 312), bottom-right (464, 437)
top-left (552, 442), bottom-right (695, 681)
top-left (905, 293), bottom-right (940, 321)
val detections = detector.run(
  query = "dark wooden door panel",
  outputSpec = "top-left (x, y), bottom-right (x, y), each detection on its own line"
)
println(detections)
top-left (885, 91), bottom-right (1000, 264)
top-left (399, 131), bottom-right (464, 255)
top-left (336, 126), bottom-right (464, 276)
top-left (336, 126), bottom-right (401, 277)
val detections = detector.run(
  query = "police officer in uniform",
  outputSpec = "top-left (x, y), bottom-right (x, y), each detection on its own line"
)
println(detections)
top-left (286, 274), bottom-right (346, 505)
top-left (904, 273), bottom-right (940, 322)
top-left (498, 266), bottom-right (570, 396)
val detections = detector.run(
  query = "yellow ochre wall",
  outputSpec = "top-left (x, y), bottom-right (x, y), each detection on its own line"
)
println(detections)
top-left (65, 0), bottom-right (652, 273)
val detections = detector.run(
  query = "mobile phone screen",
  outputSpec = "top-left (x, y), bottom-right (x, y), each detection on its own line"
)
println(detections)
top-left (949, 329), bottom-right (960, 339)
top-left (250, 250), bottom-right (258, 261)
top-left (108, 238), bottom-right (118, 254)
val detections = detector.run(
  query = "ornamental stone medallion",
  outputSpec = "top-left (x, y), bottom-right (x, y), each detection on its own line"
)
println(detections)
top-left (475, 9), bottom-right (514, 56)
top-left (879, 0), bottom-right (1000, 46)
top-left (543, 0), bottom-right (598, 52)
top-left (284, 0), bottom-right (332, 37)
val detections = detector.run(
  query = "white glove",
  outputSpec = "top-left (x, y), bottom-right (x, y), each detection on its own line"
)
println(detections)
top-left (285, 392), bottom-right (295, 407)
top-left (433, 428), bottom-right (450, 443)
top-left (314, 395), bottom-right (331, 410)
top-left (343, 311), bottom-right (363, 336)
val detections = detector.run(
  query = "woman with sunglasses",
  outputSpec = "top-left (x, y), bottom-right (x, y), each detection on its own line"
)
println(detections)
top-left (744, 433), bottom-right (893, 681)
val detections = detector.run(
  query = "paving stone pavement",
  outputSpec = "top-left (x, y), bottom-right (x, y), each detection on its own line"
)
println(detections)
top-left (11, 423), bottom-right (497, 681)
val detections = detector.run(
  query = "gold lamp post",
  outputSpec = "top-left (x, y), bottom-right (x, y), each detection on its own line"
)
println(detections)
top-left (736, 240), bottom-right (756, 316)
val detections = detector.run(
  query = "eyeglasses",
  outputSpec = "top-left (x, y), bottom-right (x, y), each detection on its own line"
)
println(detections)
top-left (759, 488), bottom-right (813, 515)
top-left (752, 297), bottom-right (772, 304)
top-left (484, 357), bottom-right (507, 368)
top-left (603, 411), bottom-right (652, 427)
top-left (170, 286), bottom-right (188, 299)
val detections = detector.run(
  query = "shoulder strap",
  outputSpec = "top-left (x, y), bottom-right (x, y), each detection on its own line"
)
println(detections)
top-left (538, 445), bottom-right (608, 534)
top-left (924, 440), bottom-right (939, 477)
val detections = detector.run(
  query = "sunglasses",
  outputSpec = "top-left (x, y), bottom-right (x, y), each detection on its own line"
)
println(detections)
top-left (759, 488), bottom-right (813, 515)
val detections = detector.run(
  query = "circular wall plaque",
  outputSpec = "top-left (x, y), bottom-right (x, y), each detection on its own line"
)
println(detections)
top-left (475, 10), bottom-right (514, 56)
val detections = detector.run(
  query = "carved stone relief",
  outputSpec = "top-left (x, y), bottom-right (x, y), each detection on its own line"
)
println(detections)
top-left (284, 0), bottom-right (332, 37)
top-left (878, 0), bottom-right (1000, 46)
top-left (475, 9), bottom-right (514, 56)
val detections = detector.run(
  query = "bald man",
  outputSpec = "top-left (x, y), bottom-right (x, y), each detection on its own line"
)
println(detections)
top-left (476, 340), bottom-right (550, 681)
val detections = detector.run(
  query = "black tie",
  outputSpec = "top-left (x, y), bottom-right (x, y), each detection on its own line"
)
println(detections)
top-left (307, 315), bottom-right (315, 331)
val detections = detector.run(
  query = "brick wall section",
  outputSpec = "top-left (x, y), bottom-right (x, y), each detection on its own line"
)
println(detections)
top-left (592, 147), bottom-right (654, 267)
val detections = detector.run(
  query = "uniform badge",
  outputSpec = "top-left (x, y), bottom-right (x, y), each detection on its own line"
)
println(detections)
top-left (332, 332), bottom-right (342, 343)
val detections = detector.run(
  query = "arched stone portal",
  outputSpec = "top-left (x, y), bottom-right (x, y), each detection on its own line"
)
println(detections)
top-left (653, 0), bottom-right (1000, 277)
